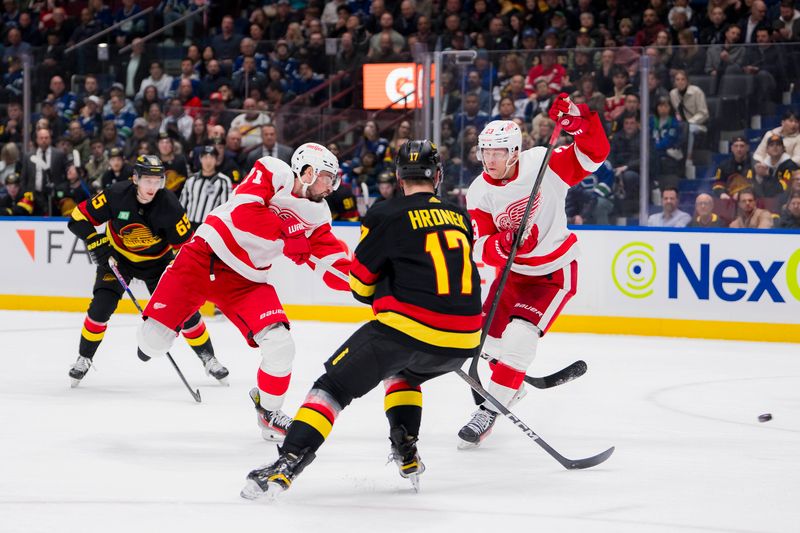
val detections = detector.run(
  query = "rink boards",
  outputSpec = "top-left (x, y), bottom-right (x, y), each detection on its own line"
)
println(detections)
top-left (0, 218), bottom-right (797, 343)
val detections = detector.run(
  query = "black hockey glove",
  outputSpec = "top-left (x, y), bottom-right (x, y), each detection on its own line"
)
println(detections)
top-left (86, 233), bottom-right (112, 265)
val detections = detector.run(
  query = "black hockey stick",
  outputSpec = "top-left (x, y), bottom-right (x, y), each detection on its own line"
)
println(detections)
top-left (456, 368), bottom-right (614, 469)
top-left (480, 354), bottom-right (587, 389)
top-left (468, 123), bottom-right (564, 403)
top-left (108, 257), bottom-right (202, 403)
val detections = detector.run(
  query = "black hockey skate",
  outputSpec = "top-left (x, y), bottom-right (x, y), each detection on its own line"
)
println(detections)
top-left (389, 426), bottom-right (425, 492)
top-left (457, 406), bottom-right (498, 450)
top-left (240, 447), bottom-right (316, 500)
top-left (198, 352), bottom-right (229, 384)
top-left (249, 388), bottom-right (293, 442)
top-left (69, 356), bottom-right (93, 388)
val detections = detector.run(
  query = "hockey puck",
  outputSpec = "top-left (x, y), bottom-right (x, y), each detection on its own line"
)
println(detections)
top-left (758, 413), bottom-right (772, 423)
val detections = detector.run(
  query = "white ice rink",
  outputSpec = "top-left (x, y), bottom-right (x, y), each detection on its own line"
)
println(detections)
top-left (1, 310), bottom-right (798, 533)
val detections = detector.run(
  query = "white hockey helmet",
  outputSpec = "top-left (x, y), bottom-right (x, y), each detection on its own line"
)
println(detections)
top-left (476, 120), bottom-right (522, 162)
top-left (291, 142), bottom-right (341, 194)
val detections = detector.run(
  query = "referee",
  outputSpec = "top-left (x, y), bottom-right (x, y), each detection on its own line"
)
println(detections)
top-left (180, 144), bottom-right (233, 227)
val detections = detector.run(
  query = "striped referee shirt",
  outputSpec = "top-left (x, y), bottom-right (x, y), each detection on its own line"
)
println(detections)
top-left (180, 171), bottom-right (233, 226)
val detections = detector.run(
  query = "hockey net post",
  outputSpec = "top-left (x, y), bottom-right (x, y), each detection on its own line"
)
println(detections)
top-left (108, 257), bottom-right (202, 403)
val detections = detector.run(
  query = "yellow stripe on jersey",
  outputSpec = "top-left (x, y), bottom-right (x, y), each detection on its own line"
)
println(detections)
top-left (81, 326), bottom-right (105, 342)
top-left (376, 312), bottom-right (480, 349)
top-left (184, 330), bottom-right (209, 347)
top-left (71, 207), bottom-right (88, 222)
top-left (349, 274), bottom-right (376, 298)
top-left (384, 390), bottom-right (423, 411)
top-left (294, 407), bottom-right (334, 439)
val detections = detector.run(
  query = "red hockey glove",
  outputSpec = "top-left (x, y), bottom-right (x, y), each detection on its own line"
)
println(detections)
top-left (482, 226), bottom-right (538, 267)
top-left (321, 257), bottom-right (352, 291)
top-left (548, 93), bottom-right (589, 136)
top-left (279, 216), bottom-right (311, 265)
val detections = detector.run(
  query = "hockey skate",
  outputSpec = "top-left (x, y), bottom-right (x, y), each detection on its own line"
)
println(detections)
top-left (240, 447), bottom-right (316, 500)
top-left (249, 388), bottom-right (293, 442)
top-left (389, 426), bottom-right (425, 492)
top-left (457, 406), bottom-right (498, 449)
top-left (198, 352), bottom-right (229, 385)
top-left (68, 356), bottom-right (93, 388)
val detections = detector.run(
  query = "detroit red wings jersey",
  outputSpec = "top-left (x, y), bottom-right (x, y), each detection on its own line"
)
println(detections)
top-left (194, 156), bottom-right (348, 287)
top-left (466, 112), bottom-right (610, 276)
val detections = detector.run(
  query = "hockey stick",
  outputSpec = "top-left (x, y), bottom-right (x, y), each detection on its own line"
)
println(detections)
top-left (108, 257), bottom-right (202, 403)
top-left (480, 353), bottom-right (587, 389)
top-left (468, 123), bottom-right (563, 403)
top-left (308, 256), bottom-right (584, 390)
top-left (456, 368), bottom-right (613, 469)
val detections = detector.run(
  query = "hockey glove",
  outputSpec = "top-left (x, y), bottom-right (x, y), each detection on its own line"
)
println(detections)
top-left (548, 93), bottom-right (590, 136)
top-left (279, 216), bottom-right (311, 265)
top-left (86, 233), bottom-right (112, 265)
top-left (483, 226), bottom-right (538, 267)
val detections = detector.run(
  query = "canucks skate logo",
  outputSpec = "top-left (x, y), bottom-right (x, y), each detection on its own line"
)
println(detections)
top-left (118, 223), bottom-right (162, 251)
top-left (494, 193), bottom-right (540, 231)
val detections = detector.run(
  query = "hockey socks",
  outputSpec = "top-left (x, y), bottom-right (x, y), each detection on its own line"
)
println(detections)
top-left (181, 316), bottom-right (212, 355)
top-left (79, 316), bottom-right (107, 358)
top-left (383, 376), bottom-right (422, 436)
top-left (283, 387), bottom-right (343, 455)
top-left (485, 360), bottom-right (526, 412)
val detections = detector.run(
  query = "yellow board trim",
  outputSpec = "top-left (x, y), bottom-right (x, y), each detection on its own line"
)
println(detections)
top-left (1, 296), bottom-right (799, 343)
top-left (80, 326), bottom-right (105, 342)
top-left (377, 311), bottom-right (481, 349)
top-left (184, 329), bottom-right (209, 347)
top-left (384, 390), bottom-right (423, 411)
top-left (294, 407), bottom-right (333, 439)
top-left (349, 274), bottom-right (376, 298)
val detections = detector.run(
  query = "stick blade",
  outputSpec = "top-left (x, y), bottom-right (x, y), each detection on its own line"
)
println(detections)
top-left (192, 389), bottom-right (202, 403)
top-left (565, 446), bottom-right (615, 470)
top-left (544, 360), bottom-right (588, 388)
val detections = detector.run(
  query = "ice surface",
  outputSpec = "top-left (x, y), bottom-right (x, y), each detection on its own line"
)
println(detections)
top-left (1, 310), bottom-right (798, 533)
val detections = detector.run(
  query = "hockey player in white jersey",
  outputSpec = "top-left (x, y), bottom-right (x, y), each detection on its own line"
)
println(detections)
top-left (137, 143), bottom-right (352, 442)
top-left (458, 93), bottom-right (610, 448)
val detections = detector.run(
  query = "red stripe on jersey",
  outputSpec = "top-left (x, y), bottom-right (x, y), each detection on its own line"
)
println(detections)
top-left (491, 361), bottom-right (526, 389)
top-left (234, 161), bottom-right (276, 201)
top-left (468, 207), bottom-right (498, 239)
top-left (372, 296), bottom-right (482, 332)
top-left (302, 402), bottom-right (336, 424)
top-left (228, 202), bottom-right (282, 241)
top-left (83, 316), bottom-right (107, 333)
top-left (540, 261), bottom-right (578, 334)
top-left (257, 369), bottom-right (292, 396)
top-left (205, 214), bottom-right (266, 271)
top-left (350, 256), bottom-right (379, 284)
top-left (78, 202), bottom-right (100, 226)
top-left (181, 320), bottom-right (206, 339)
top-left (515, 233), bottom-right (577, 267)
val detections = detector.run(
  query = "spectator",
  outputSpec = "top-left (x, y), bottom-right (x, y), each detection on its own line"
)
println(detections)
top-left (157, 132), bottom-right (190, 194)
top-left (465, 70), bottom-right (493, 114)
top-left (373, 171), bottom-right (399, 206)
top-left (233, 56), bottom-right (268, 99)
top-left (230, 99), bottom-right (271, 150)
top-left (453, 93), bottom-right (490, 136)
top-left (137, 61), bottom-right (174, 101)
top-left (175, 79), bottom-right (202, 118)
top-left (0, 101), bottom-right (22, 144)
top-left (395, 0), bottom-right (420, 37)
top-left (650, 97), bottom-right (684, 180)
top-left (124, 118), bottom-right (151, 159)
top-left (743, 28), bottom-right (781, 115)
top-left (54, 162), bottom-right (92, 216)
top-left (699, 6), bottom-right (727, 46)
top-left (688, 193), bottom-right (727, 227)
top-left (105, 94), bottom-right (137, 140)
top-left (369, 12), bottom-right (405, 55)
top-left (705, 25), bottom-right (747, 78)
top-left (350, 151), bottom-right (381, 194)
top-left (610, 115), bottom-right (642, 217)
top-left (66, 120), bottom-right (91, 165)
top-left (200, 60), bottom-right (230, 99)
top-left (776, 192), bottom-right (800, 228)
top-left (49, 76), bottom-right (78, 123)
top-left (211, 133), bottom-right (242, 185)
top-left (635, 8), bottom-right (666, 47)
top-left (669, 70), bottom-right (709, 161)
top-left (170, 57), bottom-right (202, 97)
top-left (353, 120), bottom-right (389, 164)
top-left (290, 62), bottom-right (324, 103)
top-left (85, 139), bottom-right (109, 188)
top-left (729, 188), bottom-right (774, 228)
top-left (269, 0), bottom-right (293, 41)
top-left (22, 128), bottom-right (67, 207)
top-left (524, 47), bottom-right (565, 95)
top-left (753, 135), bottom-right (798, 198)
top-left (0, 142), bottom-right (20, 184)
top-left (0, 173), bottom-right (37, 216)
top-left (246, 124), bottom-right (292, 168)
top-left (211, 15), bottom-right (243, 66)
top-left (604, 66), bottom-right (634, 130)
top-left (670, 30), bottom-right (706, 76)
top-left (739, 0), bottom-right (768, 44)
top-left (3, 28), bottom-right (32, 63)
top-left (113, 0), bottom-right (146, 40)
top-left (648, 187), bottom-right (691, 227)
top-left (101, 147), bottom-right (133, 189)
top-left (385, 120), bottom-right (412, 164)
top-left (115, 38), bottom-right (150, 100)
top-left (774, 0), bottom-right (800, 41)
top-left (160, 98), bottom-right (192, 143)
top-left (753, 110), bottom-right (800, 165)
top-left (713, 136), bottom-right (754, 198)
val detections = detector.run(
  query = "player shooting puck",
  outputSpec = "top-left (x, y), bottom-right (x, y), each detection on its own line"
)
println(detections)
top-left (758, 413), bottom-right (772, 423)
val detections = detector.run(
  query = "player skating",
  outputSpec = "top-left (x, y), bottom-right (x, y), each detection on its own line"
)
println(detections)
top-left (136, 144), bottom-right (351, 441)
top-left (457, 94), bottom-right (610, 448)
top-left (240, 140), bottom-right (483, 500)
top-left (67, 155), bottom-right (228, 387)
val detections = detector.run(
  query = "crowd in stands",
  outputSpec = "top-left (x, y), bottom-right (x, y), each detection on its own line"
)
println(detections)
top-left (0, 0), bottom-right (799, 230)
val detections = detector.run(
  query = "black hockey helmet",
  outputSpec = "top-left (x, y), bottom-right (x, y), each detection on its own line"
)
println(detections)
top-left (395, 139), bottom-right (441, 186)
top-left (133, 154), bottom-right (166, 188)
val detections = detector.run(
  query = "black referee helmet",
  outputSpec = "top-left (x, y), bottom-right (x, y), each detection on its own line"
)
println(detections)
top-left (395, 140), bottom-right (441, 186)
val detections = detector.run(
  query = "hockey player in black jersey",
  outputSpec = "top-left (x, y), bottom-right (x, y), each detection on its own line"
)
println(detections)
top-left (241, 140), bottom-right (482, 500)
top-left (66, 154), bottom-right (229, 387)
